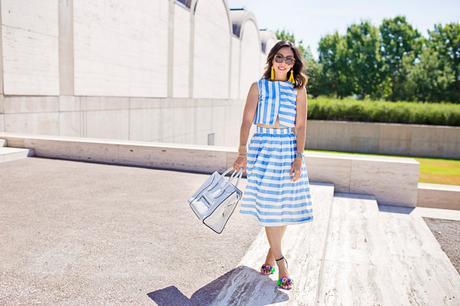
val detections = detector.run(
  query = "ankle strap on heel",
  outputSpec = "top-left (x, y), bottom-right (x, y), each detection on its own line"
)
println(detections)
top-left (275, 256), bottom-right (288, 268)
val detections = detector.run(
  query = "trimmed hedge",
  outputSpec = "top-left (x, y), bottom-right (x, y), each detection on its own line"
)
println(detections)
top-left (308, 97), bottom-right (460, 126)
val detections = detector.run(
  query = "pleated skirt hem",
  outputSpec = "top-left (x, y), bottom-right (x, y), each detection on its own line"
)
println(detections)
top-left (239, 210), bottom-right (314, 227)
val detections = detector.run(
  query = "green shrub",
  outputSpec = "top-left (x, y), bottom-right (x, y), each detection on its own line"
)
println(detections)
top-left (308, 97), bottom-right (460, 126)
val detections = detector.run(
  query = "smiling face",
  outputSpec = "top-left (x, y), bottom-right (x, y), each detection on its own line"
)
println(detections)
top-left (271, 46), bottom-right (295, 80)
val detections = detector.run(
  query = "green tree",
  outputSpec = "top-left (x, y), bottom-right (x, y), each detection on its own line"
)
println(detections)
top-left (301, 45), bottom-right (324, 97)
top-left (277, 20), bottom-right (459, 103)
top-left (379, 16), bottom-right (423, 101)
top-left (345, 20), bottom-right (384, 99)
top-left (427, 23), bottom-right (460, 102)
top-left (405, 39), bottom-right (456, 102)
top-left (276, 29), bottom-right (296, 45)
top-left (318, 31), bottom-right (353, 98)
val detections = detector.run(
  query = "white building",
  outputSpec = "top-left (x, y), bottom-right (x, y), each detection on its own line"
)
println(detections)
top-left (0, 0), bottom-right (278, 146)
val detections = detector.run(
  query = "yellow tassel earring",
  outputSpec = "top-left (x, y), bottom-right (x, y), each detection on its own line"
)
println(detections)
top-left (288, 69), bottom-right (295, 84)
top-left (270, 66), bottom-right (275, 80)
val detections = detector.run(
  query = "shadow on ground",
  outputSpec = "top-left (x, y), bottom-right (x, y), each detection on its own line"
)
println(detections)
top-left (378, 204), bottom-right (415, 214)
top-left (148, 266), bottom-right (289, 306)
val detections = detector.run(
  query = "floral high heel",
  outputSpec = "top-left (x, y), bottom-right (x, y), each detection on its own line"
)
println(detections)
top-left (260, 248), bottom-right (276, 275)
top-left (260, 263), bottom-right (276, 275)
top-left (275, 256), bottom-right (293, 290)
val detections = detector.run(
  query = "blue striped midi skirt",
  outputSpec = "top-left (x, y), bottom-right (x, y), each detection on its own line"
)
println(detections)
top-left (239, 126), bottom-right (314, 227)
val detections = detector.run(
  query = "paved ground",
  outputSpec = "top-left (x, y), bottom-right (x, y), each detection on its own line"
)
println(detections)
top-left (0, 157), bottom-right (261, 304)
top-left (2, 156), bottom-right (460, 305)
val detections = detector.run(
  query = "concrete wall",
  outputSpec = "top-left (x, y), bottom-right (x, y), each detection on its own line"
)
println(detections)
top-left (260, 53), bottom-right (267, 74)
top-left (0, 0), bottom-right (278, 146)
top-left (238, 20), bottom-right (261, 99)
top-left (173, 4), bottom-right (191, 98)
top-left (192, 0), bottom-right (231, 98)
top-left (259, 29), bottom-right (277, 74)
top-left (73, 0), bottom-right (169, 97)
top-left (307, 120), bottom-right (460, 159)
top-left (2, 0), bottom-right (59, 95)
top-left (264, 38), bottom-right (277, 55)
top-left (0, 94), bottom-right (244, 146)
top-left (230, 36), bottom-right (241, 99)
top-left (0, 99), bottom-right (3, 131)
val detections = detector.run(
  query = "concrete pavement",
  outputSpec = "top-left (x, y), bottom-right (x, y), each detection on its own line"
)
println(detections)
top-left (0, 157), bottom-right (261, 304)
top-left (2, 156), bottom-right (459, 305)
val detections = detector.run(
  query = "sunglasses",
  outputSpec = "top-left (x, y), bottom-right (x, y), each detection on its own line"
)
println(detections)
top-left (274, 54), bottom-right (295, 65)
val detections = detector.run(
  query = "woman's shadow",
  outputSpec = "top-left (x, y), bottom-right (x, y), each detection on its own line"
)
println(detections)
top-left (147, 265), bottom-right (290, 306)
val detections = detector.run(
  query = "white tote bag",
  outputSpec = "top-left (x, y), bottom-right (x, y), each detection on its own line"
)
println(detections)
top-left (188, 167), bottom-right (243, 234)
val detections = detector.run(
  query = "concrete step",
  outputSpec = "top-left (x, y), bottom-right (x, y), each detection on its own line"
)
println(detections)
top-left (211, 182), bottom-right (336, 305)
top-left (212, 189), bottom-right (460, 305)
top-left (0, 139), bottom-right (6, 147)
top-left (314, 194), bottom-right (460, 305)
top-left (0, 147), bottom-right (34, 163)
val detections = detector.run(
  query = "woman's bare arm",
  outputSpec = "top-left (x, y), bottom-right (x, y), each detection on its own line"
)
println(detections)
top-left (295, 87), bottom-right (308, 153)
top-left (294, 86), bottom-right (308, 154)
top-left (290, 86), bottom-right (307, 181)
top-left (238, 82), bottom-right (259, 153)
top-left (233, 82), bottom-right (258, 172)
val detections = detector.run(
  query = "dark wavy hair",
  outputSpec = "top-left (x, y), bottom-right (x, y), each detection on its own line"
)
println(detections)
top-left (262, 40), bottom-right (308, 89)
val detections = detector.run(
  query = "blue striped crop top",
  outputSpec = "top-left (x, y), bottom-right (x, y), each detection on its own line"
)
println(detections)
top-left (253, 78), bottom-right (298, 128)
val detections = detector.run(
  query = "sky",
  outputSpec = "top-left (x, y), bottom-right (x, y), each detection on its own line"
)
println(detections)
top-left (227, 0), bottom-right (460, 60)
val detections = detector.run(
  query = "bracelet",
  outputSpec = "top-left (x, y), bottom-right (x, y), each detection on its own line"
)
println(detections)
top-left (238, 144), bottom-right (247, 156)
top-left (295, 152), bottom-right (304, 159)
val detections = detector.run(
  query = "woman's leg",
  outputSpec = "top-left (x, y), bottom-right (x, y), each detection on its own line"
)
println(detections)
top-left (263, 225), bottom-right (287, 266)
top-left (265, 226), bottom-right (290, 277)
top-left (263, 247), bottom-right (276, 266)
top-left (280, 225), bottom-right (287, 240)
top-left (265, 225), bottom-right (287, 264)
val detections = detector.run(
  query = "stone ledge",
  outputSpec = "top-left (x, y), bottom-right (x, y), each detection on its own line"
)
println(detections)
top-left (0, 147), bottom-right (34, 162)
top-left (417, 182), bottom-right (460, 210)
top-left (0, 132), bottom-right (420, 207)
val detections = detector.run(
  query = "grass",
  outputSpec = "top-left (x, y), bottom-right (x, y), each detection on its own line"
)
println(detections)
top-left (304, 148), bottom-right (460, 186)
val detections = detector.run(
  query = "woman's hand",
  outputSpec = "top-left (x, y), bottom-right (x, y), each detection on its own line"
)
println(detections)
top-left (233, 155), bottom-right (247, 172)
top-left (290, 158), bottom-right (302, 182)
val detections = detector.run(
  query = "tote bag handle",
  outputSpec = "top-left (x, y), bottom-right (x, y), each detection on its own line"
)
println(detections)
top-left (221, 167), bottom-right (243, 187)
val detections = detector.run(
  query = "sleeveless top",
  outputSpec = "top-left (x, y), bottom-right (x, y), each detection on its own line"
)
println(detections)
top-left (253, 78), bottom-right (298, 128)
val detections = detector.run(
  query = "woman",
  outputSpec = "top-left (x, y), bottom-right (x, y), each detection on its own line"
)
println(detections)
top-left (233, 40), bottom-right (314, 290)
